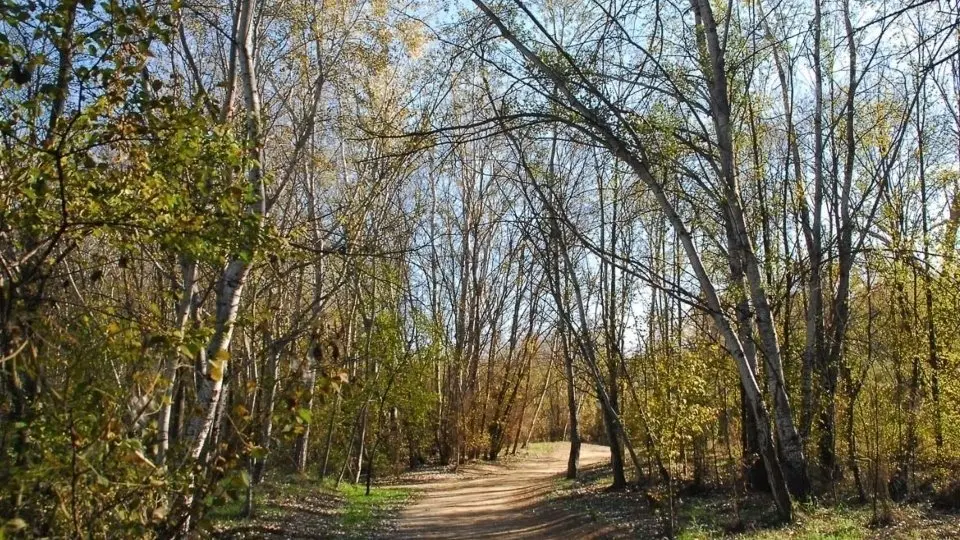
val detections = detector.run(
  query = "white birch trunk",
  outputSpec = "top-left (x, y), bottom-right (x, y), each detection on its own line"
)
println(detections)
top-left (176, 0), bottom-right (263, 530)
top-left (158, 258), bottom-right (197, 465)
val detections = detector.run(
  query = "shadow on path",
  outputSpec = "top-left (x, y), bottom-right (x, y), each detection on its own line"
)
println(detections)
top-left (394, 443), bottom-right (617, 539)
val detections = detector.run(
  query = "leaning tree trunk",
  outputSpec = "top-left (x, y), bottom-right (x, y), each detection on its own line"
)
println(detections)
top-left (722, 210), bottom-right (766, 490)
top-left (521, 367), bottom-right (551, 449)
top-left (759, 5), bottom-right (822, 447)
top-left (173, 0), bottom-right (264, 531)
top-left (691, 0), bottom-right (810, 500)
top-left (473, 0), bottom-right (793, 519)
top-left (185, 0), bottom-right (263, 464)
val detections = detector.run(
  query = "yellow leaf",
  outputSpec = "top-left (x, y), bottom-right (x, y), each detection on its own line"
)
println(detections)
top-left (5, 518), bottom-right (27, 532)
top-left (123, 448), bottom-right (156, 468)
top-left (209, 349), bottom-right (229, 382)
top-left (151, 505), bottom-right (168, 522)
top-left (209, 359), bottom-right (225, 382)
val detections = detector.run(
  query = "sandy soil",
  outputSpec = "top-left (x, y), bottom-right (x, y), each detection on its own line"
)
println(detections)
top-left (393, 443), bottom-right (617, 539)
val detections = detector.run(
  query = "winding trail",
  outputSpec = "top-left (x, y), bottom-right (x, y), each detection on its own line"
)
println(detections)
top-left (394, 443), bottom-right (615, 539)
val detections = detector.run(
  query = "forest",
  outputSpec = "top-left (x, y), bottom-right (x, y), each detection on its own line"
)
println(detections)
top-left (1, 0), bottom-right (959, 536)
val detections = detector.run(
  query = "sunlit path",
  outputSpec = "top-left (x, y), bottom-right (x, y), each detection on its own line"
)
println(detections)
top-left (395, 443), bottom-right (615, 539)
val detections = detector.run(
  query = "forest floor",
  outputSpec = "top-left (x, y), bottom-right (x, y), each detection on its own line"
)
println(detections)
top-left (390, 443), bottom-right (958, 539)
top-left (537, 445), bottom-right (960, 539)
top-left (208, 443), bottom-right (621, 539)
top-left (209, 443), bottom-right (960, 539)
top-left (207, 474), bottom-right (410, 538)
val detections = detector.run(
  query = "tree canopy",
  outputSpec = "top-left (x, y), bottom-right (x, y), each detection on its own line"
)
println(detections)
top-left (1, 0), bottom-right (959, 535)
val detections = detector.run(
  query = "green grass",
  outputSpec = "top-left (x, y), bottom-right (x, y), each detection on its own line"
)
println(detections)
top-left (516, 441), bottom-right (563, 459)
top-left (206, 473), bottom-right (412, 537)
top-left (674, 501), bottom-right (910, 539)
top-left (547, 477), bottom-right (578, 501)
top-left (337, 481), bottom-right (411, 533)
top-left (207, 497), bottom-right (247, 520)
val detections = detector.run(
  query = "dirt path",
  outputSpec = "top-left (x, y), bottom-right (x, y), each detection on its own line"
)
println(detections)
top-left (393, 443), bottom-right (616, 539)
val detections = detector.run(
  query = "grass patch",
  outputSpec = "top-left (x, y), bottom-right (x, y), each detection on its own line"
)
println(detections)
top-left (337, 481), bottom-right (411, 535)
top-left (522, 442), bottom-right (556, 457)
top-left (207, 473), bottom-right (411, 538)
top-left (665, 498), bottom-right (954, 539)
top-left (207, 497), bottom-right (247, 520)
top-left (671, 499), bottom-right (879, 539)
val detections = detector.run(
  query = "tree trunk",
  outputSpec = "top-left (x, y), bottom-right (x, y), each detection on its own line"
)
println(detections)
top-left (320, 392), bottom-right (341, 478)
top-left (473, 1), bottom-right (793, 518)
top-left (159, 259), bottom-right (197, 465)
top-left (522, 367), bottom-right (551, 449)
top-left (253, 345), bottom-right (281, 485)
top-left (560, 328), bottom-right (580, 480)
top-left (690, 0), bottom-right (810, 500)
